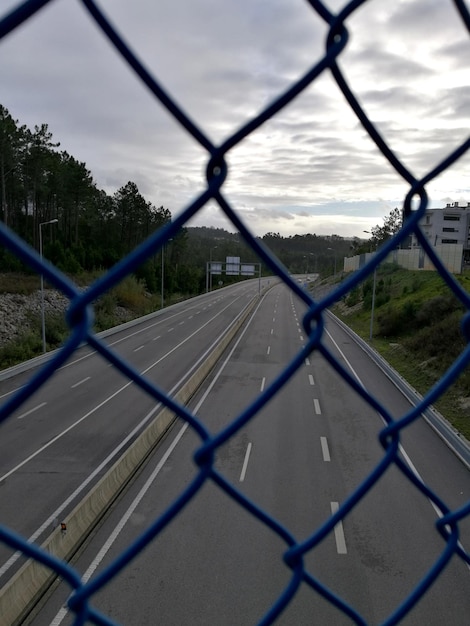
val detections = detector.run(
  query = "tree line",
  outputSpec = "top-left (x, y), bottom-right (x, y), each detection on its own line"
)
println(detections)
top-left (1, 103), bottom-right (374, 296)
top-left (0, 105), bottom-right (171, 270)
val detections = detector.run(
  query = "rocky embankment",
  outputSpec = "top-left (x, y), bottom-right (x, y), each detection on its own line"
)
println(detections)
top-left (0, 289), bottom-right (70, 347)
top-left (0, 287), bottom-right (139, 350)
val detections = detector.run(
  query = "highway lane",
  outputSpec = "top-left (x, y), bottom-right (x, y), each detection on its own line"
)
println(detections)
top-left (34, 281), bottom-right (470, 625)
top-left (0, 279), bottom-right (267, 583)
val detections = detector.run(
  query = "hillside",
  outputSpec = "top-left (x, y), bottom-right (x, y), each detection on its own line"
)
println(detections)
top-left (329, 264), bottom-right (470, 441)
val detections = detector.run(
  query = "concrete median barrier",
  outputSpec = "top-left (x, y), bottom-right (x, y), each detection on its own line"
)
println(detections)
top-left (0, 294), bottom-right (259, 626)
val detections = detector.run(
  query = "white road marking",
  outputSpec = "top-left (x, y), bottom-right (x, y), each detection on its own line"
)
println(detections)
top-left (167, 327), bottom-right (174, 332)
top-left (239, 442), bottom-right (253, 482)
top-left (267, 346), bottom-right (271, 355)
top-left (305, 357), bottom-right (310, 366)
top-left (17, 402), bottom-right (47, 420)
top-left (260, 377), bottom-right (266, 392)
top-left (71, 377), bottom-right (90, 389)
top-left (152, 335), bottom-right (161, 341)
top-left (133, 345), bottom-right (144, 352)
top-left (271, 328), bottom-right (274, 335)
top-left (50, 287), bottom-right (275, 626)
top-left (0, 386), bottom-right (24, 400)
top-left (313, 398), bottom-right (321, 415)
top-left (308, 374), bottom-right (315, 386)
top-left (330, 502), bottom-right (348, 554)
top-left (49, 422), bottom-right (190, 626)
top-left (320, 437), bottom-right (331, 461)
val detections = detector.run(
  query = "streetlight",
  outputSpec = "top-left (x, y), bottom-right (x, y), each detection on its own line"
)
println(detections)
top-left (161, 239), bottom-right (173, 309)
top-left (364, 230), bottom-right (377, 340)
top-left (208, 246), bottom-right (218, 292)
top-left (161, 245), bottom-right (165, 309)
top-left (310, 252), bottom-right (318, 273)
top-left (327, 247), bottom-right (337, 277)
top-left (39, 218), bottom-right (58, 353)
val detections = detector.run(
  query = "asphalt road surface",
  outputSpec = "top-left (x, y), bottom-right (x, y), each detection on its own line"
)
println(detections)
top-left (0, 279), bottom-right (265, 582)
top-left (3, 279), bottom-right (470, 625)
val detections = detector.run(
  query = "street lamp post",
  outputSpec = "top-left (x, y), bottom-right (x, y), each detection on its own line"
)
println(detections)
top-left (327, 247), bottom-right (337, 277)
top-left (39, 218), bottom-right (58, 353)
top-left (311, 252), bottom-right (318, 273)
top-left (363, 230), bottom-right (377, 340)
top-left (161, 246), bottom-right (164, 309)
top-left (208, 246), bottom-right (217, 292)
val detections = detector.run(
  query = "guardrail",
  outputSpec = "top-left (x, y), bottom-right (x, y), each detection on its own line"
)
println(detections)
top-left (0, 2), bottom-right (469, 625)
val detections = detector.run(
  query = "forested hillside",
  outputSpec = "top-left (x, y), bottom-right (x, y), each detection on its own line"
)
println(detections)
top-left (0, 103), bottom-right (352, 296)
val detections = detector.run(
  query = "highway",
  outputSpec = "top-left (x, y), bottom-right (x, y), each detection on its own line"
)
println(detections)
top-left (24, 280), bottom-right (470, 625)
top-left (0, 279), bottom-right (265, 590)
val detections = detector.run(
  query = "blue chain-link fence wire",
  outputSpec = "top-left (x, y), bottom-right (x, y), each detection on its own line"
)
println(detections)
top-left (1, 0), bottom-right (470, 624)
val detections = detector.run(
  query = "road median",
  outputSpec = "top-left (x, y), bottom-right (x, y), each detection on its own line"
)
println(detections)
top-left (0, 293), bottom-right (260, 626)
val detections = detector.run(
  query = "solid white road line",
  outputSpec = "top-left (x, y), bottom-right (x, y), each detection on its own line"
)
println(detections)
top-left (330, 501), bottom-right (347, 554)
top-left (49, 422), bottom-right (190, 626)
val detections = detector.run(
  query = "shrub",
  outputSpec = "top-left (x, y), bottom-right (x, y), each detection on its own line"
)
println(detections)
top-left (345, 286), bottom-right (360, 307)
top-left (415, 294), bottom-right (463, 327)
top-left (377, 300), bottom-right (416, 336)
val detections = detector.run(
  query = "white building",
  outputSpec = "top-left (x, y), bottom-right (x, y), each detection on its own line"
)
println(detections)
top-left (411, 201), bottom-right (470, 258)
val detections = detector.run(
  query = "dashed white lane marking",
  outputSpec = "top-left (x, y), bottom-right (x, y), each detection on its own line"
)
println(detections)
top-left (167, 327), bottom-right (174, 332)
top-left (271, 328), bottom-right (274, 335)
top-left (267, 346), bottom-right (271, 355)
top-left (305, 357), bottom-right (310, 366)
top-left (260, 377), bottom-right (266, 392)
top-left (330, 502), bottom-right (348, 554)
top-left (134, 345), bottom-right (144, 352)
top-left (152, 335), bottom-right (161, 341)
top-left (320, 437), bottom-right (331, 462)
top-left (313, 398), bottom-right (321, 415)
top-left (17, 402), bottom-right (47, 420)
top-left (239, 442), bottom-right (253, 482)
top-left (71, 377), bottom-right (91, 389)
top-left (308, 374), bottom-right (315, 386)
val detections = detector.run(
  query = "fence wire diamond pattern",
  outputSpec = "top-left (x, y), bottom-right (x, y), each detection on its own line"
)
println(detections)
top-left (0, 1), bottom-right (469, 625)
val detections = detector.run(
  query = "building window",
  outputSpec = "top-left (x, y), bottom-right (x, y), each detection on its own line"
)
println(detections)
top-left (443, 227), bottom-right (456, 232)
top-left (442, 239), bottom-right (458, 244)
top-left (443, 215), bottom-right (460, 221)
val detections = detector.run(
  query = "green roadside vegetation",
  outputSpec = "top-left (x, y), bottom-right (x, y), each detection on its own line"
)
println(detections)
top-left (327, 264), bottom-right (470, 441)
top-left (0, 272), bottom-right (177, 368)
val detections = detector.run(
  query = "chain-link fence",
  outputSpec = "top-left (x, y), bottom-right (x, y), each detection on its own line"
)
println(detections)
top-left (1, 1), bottom-right (469, 624)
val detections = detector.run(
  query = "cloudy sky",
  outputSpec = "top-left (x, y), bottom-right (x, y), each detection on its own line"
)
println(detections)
top-left (1, 0), bottom-right (469, 238)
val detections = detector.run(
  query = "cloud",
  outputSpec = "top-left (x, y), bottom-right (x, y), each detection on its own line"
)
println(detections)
top-left (0, 0), bottom-right (468, 239)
